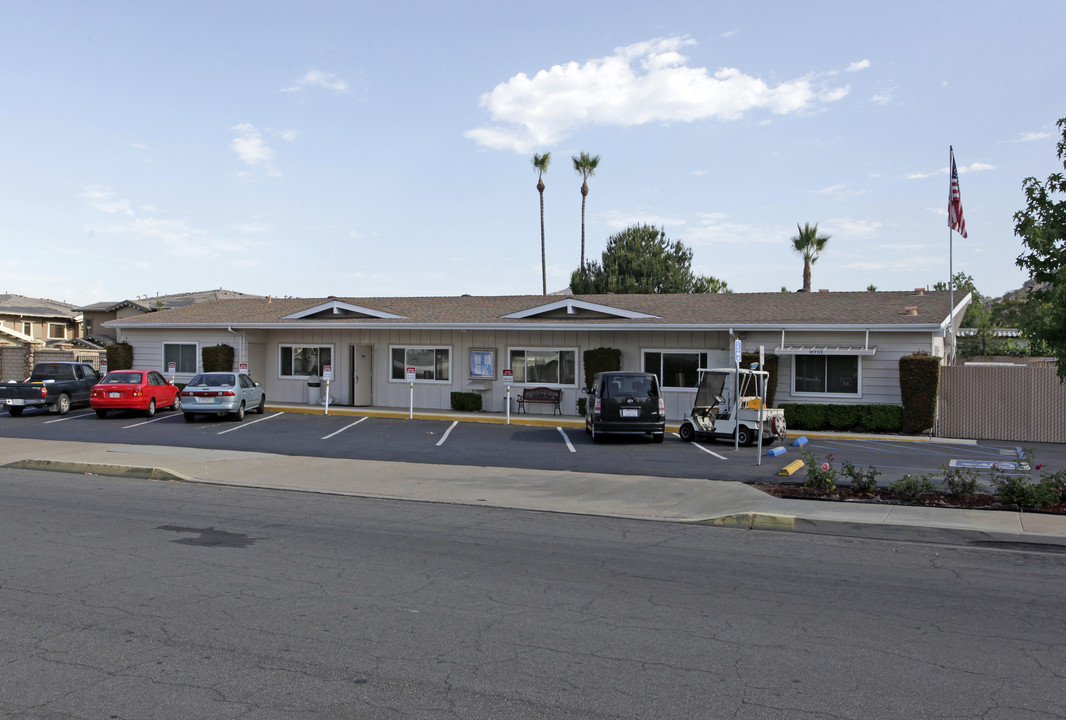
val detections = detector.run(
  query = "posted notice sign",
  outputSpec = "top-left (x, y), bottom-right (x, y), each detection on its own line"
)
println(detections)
top-left (322, 365), bottom-right (333, 381)
top-left (406, 366), bottom-right (416, 382)
top-left (502, 369), bottom-right (514, 385)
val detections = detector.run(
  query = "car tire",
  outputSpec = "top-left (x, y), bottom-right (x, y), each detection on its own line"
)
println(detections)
top-left (737, 426), bottom-right (753, 447)
top-left (95, 409), bottom-right (108, 419)
top-left (678, 422), bottom-right (695, 442)
top-left (54, 394), bottom-right (70, 415)
top-left (591, 424), bottom-right (603, 443)
top-left (8, 407), bottom-right (23, 417)
top-left (170, 394), bottom-right (181, 411)
top-left (184, 412), bottom-right (196, 423)
top-left (256, 395), bottom-right (265, 414)
top-left (145, 399), bottom-right (155, 418)
top-left (234, 402), bottom-right (245, 422)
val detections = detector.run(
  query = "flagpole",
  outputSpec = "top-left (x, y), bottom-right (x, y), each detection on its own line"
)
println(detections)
top-left (948, 146), bottom-right (955, 365)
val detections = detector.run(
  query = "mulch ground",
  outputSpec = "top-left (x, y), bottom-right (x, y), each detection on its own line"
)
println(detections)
top-left (748, 482), bottom-right (1066, 515)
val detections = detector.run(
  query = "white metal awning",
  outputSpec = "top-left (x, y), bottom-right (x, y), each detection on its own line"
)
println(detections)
top-left (774, 345), bottom-right (878, 356)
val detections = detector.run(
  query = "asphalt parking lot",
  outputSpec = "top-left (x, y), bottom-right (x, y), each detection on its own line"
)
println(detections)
top-left (3, 404), bottom-right (1061, 486)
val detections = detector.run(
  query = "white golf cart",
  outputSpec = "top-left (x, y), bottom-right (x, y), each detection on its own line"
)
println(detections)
top-left (678, 367), bottom-right (787, 446)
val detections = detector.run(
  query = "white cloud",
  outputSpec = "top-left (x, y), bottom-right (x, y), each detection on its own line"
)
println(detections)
top-left (963, 161), bottom-right (994, 173)
top-left (80, 185), bottom-right (134, 216)
top-left (906, 161), bottom-right (993, 180)
top-left (870, 88), bottom-right (894, 105)
top-left (823, 218), bottom-right (883, 240)
top-left (683, 212), bottom-right (789, 247)
top-left (84, 217), bottom-right (261, 261)
top-left (846, 59), bottom-right (870, 72)
top-left (1015, 131), bottom-right (1051, 142)
top-left (465, 36), bottom-right (850, 153)
top-left (600, 209), bottom-right (686, 229)
top-left (282, 69), bottom-right (350, 94)
top-left (280, 129), bottom-right (299, 142)
top-left (814, 184), bottom-right (869, 199)
top-left (233, 222), bottom-right (272, 233)
top-left (231, 123), bottom-right (280, 176)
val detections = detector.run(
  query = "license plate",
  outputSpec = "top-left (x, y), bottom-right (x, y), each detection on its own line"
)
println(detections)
top-left (109, 392), bottom-right (121, 398)
top-left (198, 396), bottom-right (216, 403)
top-left (620, 408), bottom-right (639, 418)
top-left (7, 398), bottom-right (24, 405)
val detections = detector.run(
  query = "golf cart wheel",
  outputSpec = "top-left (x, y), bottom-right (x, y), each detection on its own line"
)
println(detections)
top-left (678, 422), bottom-right (696, 442)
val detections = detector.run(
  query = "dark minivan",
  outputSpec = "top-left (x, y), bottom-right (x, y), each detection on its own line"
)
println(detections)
top-left (583, 371), bottom-right (666, 443)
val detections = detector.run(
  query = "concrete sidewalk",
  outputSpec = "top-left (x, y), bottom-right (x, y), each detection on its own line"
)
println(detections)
top-left (3, 436), bottom-right (1065, 547)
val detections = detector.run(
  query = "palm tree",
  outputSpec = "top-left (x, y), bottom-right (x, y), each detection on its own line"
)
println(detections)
top-left (790, 222), bottom-right (831, 292)
top-left (532, 152), bottom-right (551, 294)
top-left (572, 152), bottom-right (600, 267)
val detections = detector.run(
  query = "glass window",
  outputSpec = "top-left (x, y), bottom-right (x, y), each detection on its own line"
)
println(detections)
top-left (794, 355), bottom-right (859, 395)
top-left (508, 349), bottom-right (576, 385)
top-left (48, 323), bottom-right (67, 339)
top-left (163, 343), bottom-right (197, 373)
top-left (390, 347), bottom-right (451, 381)
top-left (280, 346), bottom-right (332, 377)
top-left (643, 351), bottom-right (707, 389)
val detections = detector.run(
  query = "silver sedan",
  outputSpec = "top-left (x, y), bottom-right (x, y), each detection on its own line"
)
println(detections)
top-left (180, 372), bottom-right (266, 422)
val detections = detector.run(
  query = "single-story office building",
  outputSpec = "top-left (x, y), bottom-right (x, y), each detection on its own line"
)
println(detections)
top-left (105, 290), bottom-right (970, 420)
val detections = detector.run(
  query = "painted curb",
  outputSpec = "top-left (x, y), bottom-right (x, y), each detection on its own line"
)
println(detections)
top-left (2, 459), bottom-right (192, 482)
top-left (699, 513), bottom-right (796, 531)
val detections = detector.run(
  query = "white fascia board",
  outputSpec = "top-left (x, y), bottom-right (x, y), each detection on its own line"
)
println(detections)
top-left (501, 298), bottom-right (659, 319)
top-left (283, 300), bottom-right (406, 320)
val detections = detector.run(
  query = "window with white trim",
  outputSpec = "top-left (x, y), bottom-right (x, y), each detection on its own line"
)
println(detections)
top-left (22, 322), bottom-right (32, 337)
top-left (47, 323), bottom-right (67, 339)
top-left (163, 343), bottom-right (198, 374)
top-left (793, 355), bottom-right (860, 395)
top-left (643, 350), bottom-right (708, 389)
top-left (508, 348), bottom-right (576, 385)
top-left (280, 345), bottom-right (333, 378)
top-left (391, 346), bottom-right (450, 381)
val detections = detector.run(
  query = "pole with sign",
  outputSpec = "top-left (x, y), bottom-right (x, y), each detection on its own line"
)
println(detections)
top-left (406, 366), bottom-right (416, 419)
top-left (502, 369), bottom-right (513, 424)
top-left (322, 365), bottom-right (333, 415)
top-left (168, 361), bottom-right (176, 383)
top-left (734, 338), bottom-right (742, 451)
top-left (756, 345), bottom-right (765, 466)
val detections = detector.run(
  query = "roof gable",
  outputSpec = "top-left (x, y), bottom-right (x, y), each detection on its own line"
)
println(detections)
top-left (501, 298), bottom-right (659, 320)
top-left (284, 300), bottom-right (407, 320)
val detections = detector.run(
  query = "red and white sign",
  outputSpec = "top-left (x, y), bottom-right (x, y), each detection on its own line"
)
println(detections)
top-left (168, 362), bottom-right (176, 373)
top-left (239, 363), bottom-right (248, 373)
top-left (100, 361), bottom-right (108, 374)
top-left (405, 366), bottom-right (416, 382)
top-left (502, 369), bottom-right (514, 385)
top-left (322, 365), bottom-right (333, 381)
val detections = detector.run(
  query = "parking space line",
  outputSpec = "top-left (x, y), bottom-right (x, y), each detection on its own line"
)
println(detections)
top-left (691, 442), bottom-right (727, 460)
top-left (556, 427), bottom-right (576, 453)
top-left (216, 412), bottom-right (283, 435)
top-left (122, 414), bottom-right (180, 429)
top-left (436, 420), bottom-right (458, 446)
top-left (321, 416), bottom-right (368, 439)
top-left (43, 412), bottom-right (94, 424)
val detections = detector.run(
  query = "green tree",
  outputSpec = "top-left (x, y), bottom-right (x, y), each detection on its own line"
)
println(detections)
top-left (790, 222), bottom-right (831, 292)
top-left (532, 152), bottom-right (551, 295)
top-left (572, 151), bottom-right (600, 267)
top-left (569, 224), bottom-right (730, 294)
top-left (1014, 117), bottom-right (1066, 379)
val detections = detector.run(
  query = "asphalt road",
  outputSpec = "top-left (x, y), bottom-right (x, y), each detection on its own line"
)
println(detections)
top-left (3, 405), bottom-right (1061, 485)
top-left (3, 469), bottom-right (1065, 719)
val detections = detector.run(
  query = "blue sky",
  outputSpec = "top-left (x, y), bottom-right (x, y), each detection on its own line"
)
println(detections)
top-left (2, 2), bottom-right (1063, 306)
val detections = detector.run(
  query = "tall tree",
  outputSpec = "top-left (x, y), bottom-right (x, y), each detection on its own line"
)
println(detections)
top-left (572, 152), bottom-right (600, 267)
top-left (532, 152), bottom-right (551, 295)
top-left (569, 224), bottom-right (730, 294)
top-left (1014, 117), bottom-right (1066, 379)
top-left (790, 222), bottom-right (831, 292)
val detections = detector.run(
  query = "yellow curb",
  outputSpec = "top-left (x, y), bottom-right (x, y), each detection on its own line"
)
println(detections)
top-left (778, 459), bottom-right (805, 477)
top-left (700, 513), bottom-right (796, 531)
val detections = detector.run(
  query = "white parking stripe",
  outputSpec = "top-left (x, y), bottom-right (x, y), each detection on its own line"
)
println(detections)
top-left (43, 412), bottom-right (94, 424)
top-left (122, 414), bottom-right (179, 429)
top-left (556, 427), bottom-right (576, 453)
top-left (436, 420), bottom-right (459, 446)
top-left (691, 442), bottom-right (727, 460)
top-left (321, 416), bottom-right (368, 439)
top-left (216, 412), bottom-right (283, 434)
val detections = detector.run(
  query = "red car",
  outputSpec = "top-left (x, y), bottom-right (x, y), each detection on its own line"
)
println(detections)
top-left (90, 370), bottom-right (182, 418)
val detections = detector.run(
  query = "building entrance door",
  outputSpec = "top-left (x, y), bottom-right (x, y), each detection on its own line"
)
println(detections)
top-left (351, 345), bottom-right (373, 406)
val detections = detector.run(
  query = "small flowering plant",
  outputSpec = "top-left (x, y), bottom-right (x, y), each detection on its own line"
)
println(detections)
top-left (801, 449), bottom-right (837, 495)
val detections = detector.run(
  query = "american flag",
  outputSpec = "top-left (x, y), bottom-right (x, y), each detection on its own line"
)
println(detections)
top-left (948, 147), bottom-right (967, 238)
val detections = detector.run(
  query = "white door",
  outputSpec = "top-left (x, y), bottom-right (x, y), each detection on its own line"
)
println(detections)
top-left (352, 345), bottom-right (373, 406)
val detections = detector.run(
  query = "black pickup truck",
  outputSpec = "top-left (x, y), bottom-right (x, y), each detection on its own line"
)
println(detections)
top-left (0, 362), bottom-right (101, 416)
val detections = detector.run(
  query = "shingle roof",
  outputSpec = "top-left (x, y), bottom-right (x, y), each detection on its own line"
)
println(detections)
top-left (107, 290), bottom-right (957, 330)
top-left (77, 289), bottom-right (262, 313)
top-left (0, 294), bottom-right (78, 319)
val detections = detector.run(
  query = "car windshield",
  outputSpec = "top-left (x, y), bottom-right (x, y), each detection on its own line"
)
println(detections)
top-left (189, 374), bottom-right (236, 388)
top-left (103, 372), bottom-right (143, 384)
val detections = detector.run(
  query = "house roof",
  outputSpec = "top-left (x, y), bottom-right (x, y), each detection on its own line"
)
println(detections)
top-left (0, 294), bottom-right (78, 319)
top-left (106, 290), bottom-right (963, 333)
top-left (77, 289), bottom-right (262, 313)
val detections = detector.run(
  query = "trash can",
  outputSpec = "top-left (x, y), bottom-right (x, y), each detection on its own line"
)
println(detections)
top-left (307, 373), bottom-right (321, 405)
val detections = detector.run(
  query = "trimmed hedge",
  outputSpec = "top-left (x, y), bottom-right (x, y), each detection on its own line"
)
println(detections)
top-left (450, 391), bottom-right (483, 412)
top-left (582, 347), bottom-right (622, 390)
top-left (202, 344), bottom-right (235, 372)
top-left (899, 353), bottom-right (940, 434)
top-left (105, 341), bottom-right (134, 370)
top-left (781, 403), bottom-right (903, 434)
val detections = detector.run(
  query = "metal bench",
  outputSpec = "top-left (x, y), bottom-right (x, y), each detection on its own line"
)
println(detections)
top-left (517, 386), bottom-right (562, 415)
